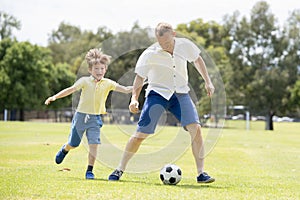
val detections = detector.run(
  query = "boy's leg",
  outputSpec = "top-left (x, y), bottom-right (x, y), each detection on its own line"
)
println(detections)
top-left (85, 115), bottom-right (102, 179)
top-left (85, 144), bottom-right (98, 179)
top-left (55, 121), bottom-right (83, 164)
top-left (64, 143), bottom-right (76, 151)
top-left (88, 144), bottom-right (98, 166)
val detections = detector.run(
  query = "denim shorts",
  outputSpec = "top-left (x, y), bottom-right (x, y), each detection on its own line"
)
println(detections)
top-left (68, 112), bottom-right (103, 147)
top-left (137, 90), bottom-right (199, 134)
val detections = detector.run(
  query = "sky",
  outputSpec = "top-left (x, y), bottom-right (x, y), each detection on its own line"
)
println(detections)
top-left (1, 0), bottom-right (300, 46)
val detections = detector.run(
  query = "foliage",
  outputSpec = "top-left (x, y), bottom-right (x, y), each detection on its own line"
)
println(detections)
top-left (48, 22), bottom-right (113, 73)
top-left (222, 1), bottom-right (300, 128)
top-left (289, 80), bottom-right (300, 115)
top-left (1, 1), bottom-right (299, 125)
top-left (0, 40), bottom-right (53, 110)
top-left (100, 23), bottom-right (154, 81)
top-left (0, 11), bottom-right (21, 40)
top-left (0, 39), bottom-right (75, 120)
top-left (45, 62), bottom-right (76, 109)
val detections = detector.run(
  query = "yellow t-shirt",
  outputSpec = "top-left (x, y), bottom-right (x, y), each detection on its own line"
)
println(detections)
top-left (73, 76), bottom-right (117, 115)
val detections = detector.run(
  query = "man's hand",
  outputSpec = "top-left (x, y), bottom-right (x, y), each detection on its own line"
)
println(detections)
top-left (129, 100), bottom-right (139, 114)
top-left (45, 96), bottom-right (56, 105)
top-left (205, 82), bottom-right (215, 97)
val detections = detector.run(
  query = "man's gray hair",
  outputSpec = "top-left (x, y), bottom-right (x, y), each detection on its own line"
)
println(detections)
top-left (155, 22), bottom-right (173, 37)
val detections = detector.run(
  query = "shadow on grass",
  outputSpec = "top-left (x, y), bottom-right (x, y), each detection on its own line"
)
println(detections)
top-left (61, 175), bottom-right (228, 190)
top-left (90, 178), bottom-right (227, 189)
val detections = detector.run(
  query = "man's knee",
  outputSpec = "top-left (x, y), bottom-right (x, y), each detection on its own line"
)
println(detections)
top-left (131, 132), bottom-right (149, 142)
top-left (185, 123), bottom-right (201, 134)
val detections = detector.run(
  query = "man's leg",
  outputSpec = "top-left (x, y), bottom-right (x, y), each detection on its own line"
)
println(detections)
top-left (117, 132), bottom-right (149, 171)
top-left (108, 132), bottom-right (149, 181)
top-left (109, 91), bottom-right (166, 180)
top-left (186, 123), bottom-right (215, 183)
top-left (185, 123), bottom-right (204, 175)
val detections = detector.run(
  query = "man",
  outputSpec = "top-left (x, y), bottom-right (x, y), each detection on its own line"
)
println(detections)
top-left (108, 22), bottom-right (215, 183)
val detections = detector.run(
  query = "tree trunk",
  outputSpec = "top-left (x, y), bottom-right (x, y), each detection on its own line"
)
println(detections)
top-left (10, 109), bottom-right (17, 121)
top-left (265, 111), bottom-right (275, 130)
top-left (20, 109), bottom-right (25, 121)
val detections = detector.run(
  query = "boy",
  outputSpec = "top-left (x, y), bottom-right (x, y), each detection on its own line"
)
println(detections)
top-left (45, 48), bottom-right (132, 179)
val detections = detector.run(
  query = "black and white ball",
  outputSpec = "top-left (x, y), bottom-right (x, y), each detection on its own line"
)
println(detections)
top-left (160, 164), bottom-right (182, 185)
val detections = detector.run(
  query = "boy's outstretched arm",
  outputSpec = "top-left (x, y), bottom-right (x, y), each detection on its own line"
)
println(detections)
top-left (115, 85), bottom-right (133, 94)
top-left (45, 86), bottom-right (77, 105)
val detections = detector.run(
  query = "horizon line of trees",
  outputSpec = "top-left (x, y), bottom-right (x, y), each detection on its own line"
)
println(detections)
top-left (0, 0), bottom-right (299, 130)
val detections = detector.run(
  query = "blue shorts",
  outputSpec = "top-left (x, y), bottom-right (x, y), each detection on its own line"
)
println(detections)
top-left (68, 112), bottom-right (103, 147)
top-left (137, 91), bottom-right (200, 134)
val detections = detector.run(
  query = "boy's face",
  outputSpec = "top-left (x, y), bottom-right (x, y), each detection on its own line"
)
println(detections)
top-left (89, 63), bottom-right (107, 81)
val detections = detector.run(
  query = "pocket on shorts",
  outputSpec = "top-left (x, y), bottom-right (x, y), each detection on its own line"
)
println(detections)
top-left (96, 115), bottom-right (103, 128)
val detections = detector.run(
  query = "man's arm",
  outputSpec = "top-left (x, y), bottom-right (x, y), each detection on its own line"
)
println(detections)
top-left (194, 56), bottom-right (215, 97)
top-left (129, 74), bottom-right (145, 113)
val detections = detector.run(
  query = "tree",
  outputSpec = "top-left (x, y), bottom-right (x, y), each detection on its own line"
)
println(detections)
top-left (0, 40), bottom-right (72, 120)
top-left (289, 80), bottom-right (300, 116)
top-left (0, 11), bottom-right (21, 40)
top-left (284, 10), bottom-right (300, 117)
top-left (100, 23), bottom-right (154, 81)
top-left (223, 1), bottom-right (299, 130)
top-left (45, 62), bottom-right (76, 121)
top-left (48, 22), bottom-right (113, 73)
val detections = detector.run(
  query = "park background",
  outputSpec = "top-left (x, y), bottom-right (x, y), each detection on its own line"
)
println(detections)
top-left (1, 0), bottom-right (299, 130)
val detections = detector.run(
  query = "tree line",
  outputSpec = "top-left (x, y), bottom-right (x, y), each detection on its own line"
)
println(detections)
top-left (0, 1), bottom-right (299, 130)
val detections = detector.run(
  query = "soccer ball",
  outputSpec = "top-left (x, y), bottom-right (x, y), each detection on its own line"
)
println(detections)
top-left (160, 164), bottom-right (182, 185)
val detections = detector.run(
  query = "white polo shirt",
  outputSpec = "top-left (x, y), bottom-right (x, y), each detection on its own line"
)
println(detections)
top-left (135, 37), bottom-right (201, 100)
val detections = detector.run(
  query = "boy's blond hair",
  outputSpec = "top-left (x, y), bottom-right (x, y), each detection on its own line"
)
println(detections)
top-left (85, 48), bottom-right (111, 69)
top-left (155, 22), bottom-right (173, 37)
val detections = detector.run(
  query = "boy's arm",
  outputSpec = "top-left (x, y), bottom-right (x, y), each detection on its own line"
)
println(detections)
top-left (44, 86), bottom-right (77, 105)
top-left (114, 84), bottom-right (133, 94)
top-left (129, 74), bottom-right (144, 114)
top-left (193, 56), bottom-right (215, 97)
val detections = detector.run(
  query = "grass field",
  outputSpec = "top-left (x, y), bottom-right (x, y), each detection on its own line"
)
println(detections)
top-left (0, 121), bottom-right (299, 200)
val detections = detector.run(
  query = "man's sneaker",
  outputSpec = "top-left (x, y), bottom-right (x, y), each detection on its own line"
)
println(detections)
top-left (55, 145), bottom-right (68, 164)
top-left (85, 171), bottom-right (95, 180)
top-left (108, 169), bottom-right (123, 181)
top-left (197, 172), bottom-right (215, 183)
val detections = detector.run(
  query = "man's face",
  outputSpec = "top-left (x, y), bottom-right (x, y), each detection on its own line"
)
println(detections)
top-left (156, 31), bottom-right (175, 52)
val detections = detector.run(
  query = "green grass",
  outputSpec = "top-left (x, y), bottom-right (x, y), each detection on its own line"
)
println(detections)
top-left (0, 121), bottom-right (299, 200)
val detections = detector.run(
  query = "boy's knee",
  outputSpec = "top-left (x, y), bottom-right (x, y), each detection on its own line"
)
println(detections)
top-left (68, 143), bottom-right (79, 148)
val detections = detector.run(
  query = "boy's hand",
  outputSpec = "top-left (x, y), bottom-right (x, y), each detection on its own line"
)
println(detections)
top-left (129, 100), bottom-right (139, 113)
top-left (45, 96), bottom-right (56, 105)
